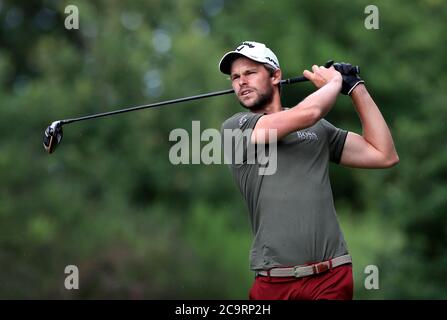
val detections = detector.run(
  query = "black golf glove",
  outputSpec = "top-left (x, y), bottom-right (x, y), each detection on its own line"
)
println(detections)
top-left (333, 62), bottom-right (365, 96)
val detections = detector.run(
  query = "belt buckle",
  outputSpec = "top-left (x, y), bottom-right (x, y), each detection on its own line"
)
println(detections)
top-left (313, 261), bottom-right (330, 274)
top-left (293, 266), bottom-right (301, 278)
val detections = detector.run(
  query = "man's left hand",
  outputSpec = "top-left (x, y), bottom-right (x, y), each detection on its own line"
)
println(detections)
top-left (333, 62), bottom-right (365, 96)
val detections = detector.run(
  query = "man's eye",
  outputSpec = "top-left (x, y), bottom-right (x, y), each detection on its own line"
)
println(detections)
top-left (231, 75), bottom-right (239, 81)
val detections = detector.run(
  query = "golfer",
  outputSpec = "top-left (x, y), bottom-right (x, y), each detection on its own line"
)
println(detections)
top-left (220, 41), bottom-right (399, 300)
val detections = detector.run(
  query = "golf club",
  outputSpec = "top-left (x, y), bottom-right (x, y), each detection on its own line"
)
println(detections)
top-left (43, 60), bottom-right (359, 154)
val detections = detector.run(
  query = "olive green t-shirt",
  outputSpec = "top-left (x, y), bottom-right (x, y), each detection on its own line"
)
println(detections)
top-left (221, 112), bottom-right (349, 271)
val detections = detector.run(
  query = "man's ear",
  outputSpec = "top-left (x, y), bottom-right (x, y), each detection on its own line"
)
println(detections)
top-left (272, 68), bottom-right (282, 85)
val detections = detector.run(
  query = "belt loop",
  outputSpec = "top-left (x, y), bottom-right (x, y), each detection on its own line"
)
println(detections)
top-left (267, 269), bottom-right (271, 282)
top-left (329, 259), bottom-right (333, 270)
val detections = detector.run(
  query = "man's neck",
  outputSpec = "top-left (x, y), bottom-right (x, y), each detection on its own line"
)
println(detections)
top-left (252, 95), bottom-right (282, 115)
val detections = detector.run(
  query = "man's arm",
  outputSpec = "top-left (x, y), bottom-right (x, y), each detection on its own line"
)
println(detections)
top-left (340, 84), bottom-right (399, 168)
top-left (252, 65), bottom-right (342, 143)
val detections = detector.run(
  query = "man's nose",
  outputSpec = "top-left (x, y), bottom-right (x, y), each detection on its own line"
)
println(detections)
top-left (238, 74), bottom-right (248, 85)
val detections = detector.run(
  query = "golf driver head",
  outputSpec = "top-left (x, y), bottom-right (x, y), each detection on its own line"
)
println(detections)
top-left (43, 121), bottom-right (63, 154)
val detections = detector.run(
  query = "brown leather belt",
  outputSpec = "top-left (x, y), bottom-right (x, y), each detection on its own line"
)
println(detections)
top-left (256, 254), bottom-right (352, 278)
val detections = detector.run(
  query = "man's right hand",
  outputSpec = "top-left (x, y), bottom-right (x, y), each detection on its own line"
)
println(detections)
top-left (303, 65), bottom-right (342, 89)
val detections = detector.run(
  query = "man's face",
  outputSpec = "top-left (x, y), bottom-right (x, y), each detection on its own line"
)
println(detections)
top-left (230, 57), bottom-right (275, 111)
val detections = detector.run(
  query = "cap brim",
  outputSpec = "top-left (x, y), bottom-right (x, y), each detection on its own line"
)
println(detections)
top-left (219, 51), bottom-right (245, 75)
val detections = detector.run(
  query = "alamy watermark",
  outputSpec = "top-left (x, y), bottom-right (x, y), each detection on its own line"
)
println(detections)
top-left (64, 5), bottom-right (79, 30)
top-left (168, 121), bottom-right (278, 175)
top-left (364, 264), bottom-right (380, 290)
top-left (364, 5), bottom-right (379, 30)
top-left (64, 265), bottom-right (79, 290)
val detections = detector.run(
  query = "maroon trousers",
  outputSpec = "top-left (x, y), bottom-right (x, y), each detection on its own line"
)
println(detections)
top-left (249, 264), bottom-right (353, 300)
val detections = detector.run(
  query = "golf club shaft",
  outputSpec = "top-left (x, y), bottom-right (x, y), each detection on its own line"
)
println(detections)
top-left (60, 76), bottom-right (309, 125)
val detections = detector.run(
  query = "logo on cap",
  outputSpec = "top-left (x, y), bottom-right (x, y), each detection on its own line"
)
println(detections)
top-left (236, 42), bottom-right (255, 51)
top-left (266, 56), bottom-right (279, 68)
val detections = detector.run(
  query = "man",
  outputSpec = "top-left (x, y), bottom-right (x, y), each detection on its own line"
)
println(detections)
top-left (219, 41), bottom-right (399, 300)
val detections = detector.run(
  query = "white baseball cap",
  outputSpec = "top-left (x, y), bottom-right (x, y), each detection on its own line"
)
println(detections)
top-left (219, 41), bottom-right (280, 75)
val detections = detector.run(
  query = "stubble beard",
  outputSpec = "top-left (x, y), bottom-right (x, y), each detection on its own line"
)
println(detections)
top-left (238, 86), bottom-right (274, 112)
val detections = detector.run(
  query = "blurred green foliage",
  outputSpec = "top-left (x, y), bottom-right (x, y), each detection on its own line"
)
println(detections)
top-left (0, 0), bottom-right (446, 299)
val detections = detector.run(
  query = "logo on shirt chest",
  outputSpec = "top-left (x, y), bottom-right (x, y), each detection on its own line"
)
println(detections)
top-left (238, 114), bottom-right (248, 126)
top-left (296, 130), bottom-right (319, 141)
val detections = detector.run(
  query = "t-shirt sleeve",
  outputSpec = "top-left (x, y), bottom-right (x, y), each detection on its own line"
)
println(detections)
top-left (221, 112), bottom-right (263, 166)
top-left (320, 118), bottom-right (348, 164)
top-left (221, 112), bottom-right (263, 132)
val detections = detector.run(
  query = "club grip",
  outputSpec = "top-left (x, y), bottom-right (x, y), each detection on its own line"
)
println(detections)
top-left (281, 60), bottom-right (360, 85)
top-left (324, 60), bottom-right (334, 68)
top-left (281, 76), bottom-right (308, 85)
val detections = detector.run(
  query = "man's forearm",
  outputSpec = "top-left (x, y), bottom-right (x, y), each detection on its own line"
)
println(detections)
top-left (252, 77), bottom-right (342, 143)
top-left (351, 85), bottom-right (398, 161)
top-left (296, 77), bottom-right (342, 120)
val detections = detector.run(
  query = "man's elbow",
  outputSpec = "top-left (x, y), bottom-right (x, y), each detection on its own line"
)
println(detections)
top-left (300, 104), bottom-right (323, 127)
top-left (383, 153), bottom-right (400, 168)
